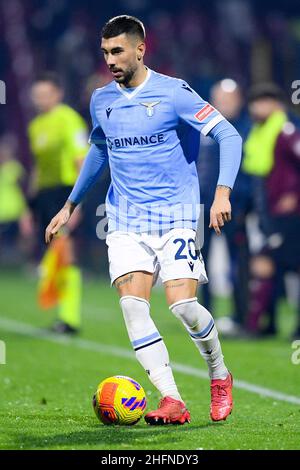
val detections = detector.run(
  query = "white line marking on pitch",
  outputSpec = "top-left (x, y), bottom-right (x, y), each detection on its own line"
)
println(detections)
top-left (1, 317), bottom-right (300, 406)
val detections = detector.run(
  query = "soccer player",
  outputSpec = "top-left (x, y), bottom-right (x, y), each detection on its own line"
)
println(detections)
top-left (45, 16), bottom-right (242, 424)
top-left (28, 73), bottom-right (88, 333)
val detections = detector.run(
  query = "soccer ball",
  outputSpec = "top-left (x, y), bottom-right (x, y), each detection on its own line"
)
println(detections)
top-left (93, 375), bottom-right (147, 425)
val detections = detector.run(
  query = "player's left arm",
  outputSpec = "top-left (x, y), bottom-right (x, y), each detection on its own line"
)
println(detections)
top-left (208, 120), bottom-right (242, 234)
top-left (173, 80), bottom-right (242, 234)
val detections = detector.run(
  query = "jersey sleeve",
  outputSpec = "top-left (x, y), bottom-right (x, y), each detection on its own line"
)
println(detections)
top-left (173, 80), bottom-right (225, 135)
top-left (88, 91), bottom-right (108, 146)
top-left (68, 144), bottom-right (108, 204)
top-left (208, 120), bottom-right (242, 189)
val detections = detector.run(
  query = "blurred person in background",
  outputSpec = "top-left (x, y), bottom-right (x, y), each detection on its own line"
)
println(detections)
top-left (198, 79), bottom-right (252, 337)
top-left (0, 136), bottom-right (27, 264)
top-left (243, 83), bottom-right (300, 339)
top-left (26, 72), bottom-right (89, 334)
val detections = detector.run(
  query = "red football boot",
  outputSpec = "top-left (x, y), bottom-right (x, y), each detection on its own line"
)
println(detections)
top-left (145, 396), bottom-right (191, 425)
top-left (210, 372), bottom-right (233, 421)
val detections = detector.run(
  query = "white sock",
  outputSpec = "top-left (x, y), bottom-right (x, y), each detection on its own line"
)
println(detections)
top-left (120, 296), bottom-right (182, 400)
top-left (170, 297), bottom-right (228, 380)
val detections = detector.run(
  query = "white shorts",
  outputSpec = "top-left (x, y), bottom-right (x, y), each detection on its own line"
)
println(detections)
top-left (106, 228), bottom-right (208, 285)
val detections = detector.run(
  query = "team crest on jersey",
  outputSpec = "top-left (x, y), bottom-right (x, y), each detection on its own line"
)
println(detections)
top-left (140, 101), bottom-right (160, 117)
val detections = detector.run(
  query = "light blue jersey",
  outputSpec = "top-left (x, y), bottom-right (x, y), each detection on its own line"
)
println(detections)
top-left (69, 68), bottom-right (242, 233)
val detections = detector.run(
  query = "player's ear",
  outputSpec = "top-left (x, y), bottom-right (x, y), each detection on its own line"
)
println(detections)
top-left (137, 42), bottom-right (146, 61)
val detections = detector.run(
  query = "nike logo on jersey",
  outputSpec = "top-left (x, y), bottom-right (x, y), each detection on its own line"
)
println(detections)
top-left (204, 349), bottom-right (213, 355)
top-left (188, 261), bottom-right (194, 272)
top-left (140, 101), bottom-right (160, 117)
top-left (181, 83), bottom-right (193, 93)
top-left (106, 107), bottom-right (113, 118)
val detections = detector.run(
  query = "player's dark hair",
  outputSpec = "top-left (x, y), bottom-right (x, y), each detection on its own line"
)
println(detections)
top-left (102, 15), bottom-right (145, 41)
top-left (34, 72), bottom-right (63, 89)
top-left (248, 82), bottom-right (286, 103)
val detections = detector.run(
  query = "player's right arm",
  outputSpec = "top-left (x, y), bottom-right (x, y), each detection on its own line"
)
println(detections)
top-left (45, 91), bottom-right (108, 243)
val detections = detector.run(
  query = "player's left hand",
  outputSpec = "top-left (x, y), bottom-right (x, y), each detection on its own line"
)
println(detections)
top-left (209, 187), bottom-right (232, 235)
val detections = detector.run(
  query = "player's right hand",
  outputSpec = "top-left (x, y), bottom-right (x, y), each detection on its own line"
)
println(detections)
top-left (45, 206), bottom-right (72, 243)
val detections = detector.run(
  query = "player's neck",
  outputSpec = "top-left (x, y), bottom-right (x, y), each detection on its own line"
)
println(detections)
top-left (121, 65), bottom-right (148, 89)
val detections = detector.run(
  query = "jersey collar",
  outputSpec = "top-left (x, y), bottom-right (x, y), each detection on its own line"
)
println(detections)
top-left (116, 68), bottom-right (151, 100)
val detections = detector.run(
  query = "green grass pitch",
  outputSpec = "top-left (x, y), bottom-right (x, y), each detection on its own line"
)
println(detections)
top-left (0, 269), bottom-right (299, 450)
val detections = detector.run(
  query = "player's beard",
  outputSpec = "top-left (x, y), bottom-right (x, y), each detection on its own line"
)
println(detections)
top-left (113, 66), bottom-right (136, 86)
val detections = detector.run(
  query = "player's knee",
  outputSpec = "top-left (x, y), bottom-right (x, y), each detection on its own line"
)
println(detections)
top-left (120, 295), bottom-right (150, 330)
top-left (170, 298), bottom-right (216, 340)
top-left (170, 297), bottom-right (201, 328)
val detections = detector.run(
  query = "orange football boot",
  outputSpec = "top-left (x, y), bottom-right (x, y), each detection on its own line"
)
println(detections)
top-left (145, 396), bottom-right (191, 425)
top-left (210, 372), bottom-right (233, 421)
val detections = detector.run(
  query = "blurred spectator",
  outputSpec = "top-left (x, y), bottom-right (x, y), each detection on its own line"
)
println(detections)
top-left (243, 82), bottom-right (300, 338)
top-left (198, 79), bottom-right (252, 336)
